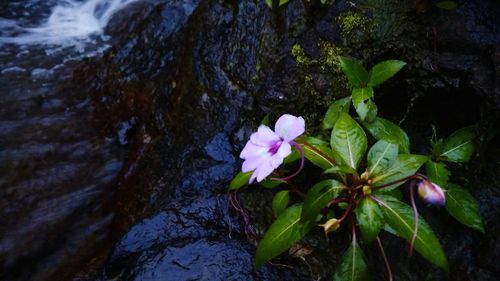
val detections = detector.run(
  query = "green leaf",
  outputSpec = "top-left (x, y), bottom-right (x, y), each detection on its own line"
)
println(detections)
top-left (352, 87), bottom-right (374, 106)
top-left (371, 154), bottom-right (428, 190)
top-left (272, 190), bottom-right (290, 217)
top-left (367, 60), bottom-right (406, 87)
top-left (255, 204), bottom-right (314, 268)
top-left (283, 149), bottom-right (301, 164)
top-left (361, 117), bottom-right (410, 153)
top-left (376, 195), bottom-right (448, 270)
top-left (333, 240), bottom-right (371, 281)
top-left (338, 56), bottom-right (369, 88)
top-left (352, 87), bottom-right (376, 122)
top-left (260, 114), bottom-right (270, 126)
top-left (303, 144), bottom-right (337, 169)
top-left (355, 197), bottom-right (384, 243)
top-left (278, 0), bottom-right (289, 6)
top-left (367, 140), bottom-right (399, 176)
top-left (229, 171), bottom-right (252, 190)
top-left (297, 137), bottom-right (337, 169)
top-left (445, 184), bottom-right (485, 233)
top-left (374, 188), bottom-right (402, 200)
top-left (355, 98), bottom-right (378, 122)
top-left (261, 179), bottom-right (286, 189)
top-left (323, 165), bottom-right (356, 175)
top-left (323, 97), bottom-right (351, 129)
top-left (437, 126), bottom-right (476, 163)
top-left (302, 180), bottom-right (345, 221)
top-left (425, 160), bottom-right (450, 188)
top-left (265, 0), bottom-right (290, 7)
top-left (331, 113), bottom-right (368, 169)
top-left (435, 1), bottom-right (457, 9)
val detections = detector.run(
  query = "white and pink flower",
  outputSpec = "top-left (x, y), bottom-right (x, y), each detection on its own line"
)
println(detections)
top-left (240, 114), bottom-right (305, 183)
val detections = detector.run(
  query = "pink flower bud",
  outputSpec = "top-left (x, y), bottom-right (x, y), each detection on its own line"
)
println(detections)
top-left (417, 180), bottom-right (446, 206)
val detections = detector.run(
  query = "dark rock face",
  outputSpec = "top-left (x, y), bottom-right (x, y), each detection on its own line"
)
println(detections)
top-left (74, 0), bottom-right (500, 280)
top-left (1, 0), bottom-right (499, 280)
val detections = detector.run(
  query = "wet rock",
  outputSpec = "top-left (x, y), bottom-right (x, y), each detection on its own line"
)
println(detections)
top-left (3, 0), bottom-right (498, 280)
top-left (72, 0), bottom-right (499, 280)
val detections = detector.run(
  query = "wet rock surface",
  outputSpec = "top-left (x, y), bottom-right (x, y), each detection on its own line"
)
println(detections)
top-left (1, 0), bottom-right (499, 280)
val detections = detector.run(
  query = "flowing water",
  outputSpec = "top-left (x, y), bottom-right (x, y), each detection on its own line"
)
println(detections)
top-left (0, 1), bottom-right (139, 280)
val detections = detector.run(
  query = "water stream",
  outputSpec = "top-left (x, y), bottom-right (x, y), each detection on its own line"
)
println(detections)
top-left (0, 1), bottom-right (139, 280)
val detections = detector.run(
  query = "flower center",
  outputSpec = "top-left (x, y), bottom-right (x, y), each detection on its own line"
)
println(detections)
top-left (268, 140), bottom-right (283, 155)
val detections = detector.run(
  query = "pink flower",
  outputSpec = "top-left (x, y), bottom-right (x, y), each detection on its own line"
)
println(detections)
top-left (417, 180), bottom-right (446, 206)
top-left (240, 114), bottom-right (305, 183)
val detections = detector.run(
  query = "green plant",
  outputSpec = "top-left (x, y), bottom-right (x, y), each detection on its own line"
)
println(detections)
top-left (229, 56), bottom-right (484, 280)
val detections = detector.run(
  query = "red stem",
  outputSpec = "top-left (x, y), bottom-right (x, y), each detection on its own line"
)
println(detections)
top-left (339, 193), bottom-right (357, 223)
top-left (372, 173), bottom-right (427, 191)
top-left (409, 182), bottom-right (419, 256)
top-left (376, 237), bottom-right (393, 281)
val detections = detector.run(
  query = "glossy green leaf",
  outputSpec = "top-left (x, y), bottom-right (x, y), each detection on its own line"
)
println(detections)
top-left (445, 184), bottom-right (484, 233)
top-left (376, 195), bottom-right (448, 270)
top-left (255, 204), bottom-right (314, 268)
top-left (361, 117), bottom-right (410, 153)
top-left (367, 140), bottom-right (399, 176)
top-left (229, 171), bottom-right (252, 190)
top-left (367, 60), bottom-right (406, 87)
top-left (352, 87), bottom-right (376, 122)
top-left (302, 180), bottom-right (345, 221)
top-left (261, 178), bottom-right (286, 189)
top-left (333, 240), bottom-right (371, 281)
top-left (374, 188), bottom-right (402, 200)
top-left (425, 160), bottom-right (450, 188)
top-left (323, 165), bottom-right (356, 175)
top-left (272, 190), bottom-right (290, 218)
top-left (355, 98), bottom-right (378, 122)
top-left (371, 154), bottom-right (428, 190)
top-left (355, 197), bottom-right (384, 243)
top-left (437, 126), bottom-right (476, 163)
top-left (331, 113), bottom-right (368, 169)
top-left (323, 97), bottom-right (351, 129)
top-left (435, 1), bottom-right (457, 9)
top-left (352, 87), bottom-right (374, 106)
top-left (338, 56), bottom-right (369, 88)
top-left (304, 144), bottom-right (337, 169)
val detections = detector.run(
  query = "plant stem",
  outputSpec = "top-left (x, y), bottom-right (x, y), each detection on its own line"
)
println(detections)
top-left (376, 237), bottom-right (393, 281)
top-left (339, 193), bottom-right (357, 223)
top-left (327, 197), bottom-right (349, 207)
top-left (372, 173), bottom-right (427, 191)
top-left (409, 181), bottom-right (419, 256)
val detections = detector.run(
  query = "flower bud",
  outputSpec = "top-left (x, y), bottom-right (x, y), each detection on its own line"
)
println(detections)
top-left (362, 185), bottom-right (372, 195)
top-left (319, 218), bottom-right (341, 235)
top-left (417, 180), bottom-right (446, 206)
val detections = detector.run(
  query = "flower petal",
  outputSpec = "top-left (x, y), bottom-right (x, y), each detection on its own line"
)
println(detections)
top-left (240, 141), bottom-right (268, 160)
top-left (275, 114), bottom-right (305, 142)
top-left (255, 160), bottom-right (275, 182)
top-left (242, 154), bottom-right (269, 173)
top-left (250, 125), bottom-right (281, 147)
top-left (277, 141), bottom-right (292, 159)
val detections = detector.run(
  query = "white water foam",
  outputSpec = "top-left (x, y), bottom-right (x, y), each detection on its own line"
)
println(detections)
top-left (0, 0), bottom-right (137, 48)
